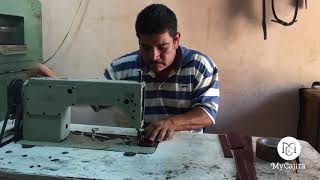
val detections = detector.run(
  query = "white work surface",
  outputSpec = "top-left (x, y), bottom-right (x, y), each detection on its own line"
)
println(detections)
top-left (0, 132), bottom-right (319, 180)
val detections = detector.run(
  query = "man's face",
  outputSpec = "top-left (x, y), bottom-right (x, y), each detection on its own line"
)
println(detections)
top-left (138, 32), bottom-right (180, 73)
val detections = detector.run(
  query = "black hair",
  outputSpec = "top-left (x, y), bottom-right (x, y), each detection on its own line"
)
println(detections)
top-left (135, 4), bottom-right (177, 37)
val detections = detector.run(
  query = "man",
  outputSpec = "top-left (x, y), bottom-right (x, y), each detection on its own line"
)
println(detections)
top-left (104, 4), bottom-right (219, 142)
top-left (35, 3), bottom-right (219, 143)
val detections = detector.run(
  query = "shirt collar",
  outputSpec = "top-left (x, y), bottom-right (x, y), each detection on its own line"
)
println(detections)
top-left (178, 46), bottom-right (192, 68)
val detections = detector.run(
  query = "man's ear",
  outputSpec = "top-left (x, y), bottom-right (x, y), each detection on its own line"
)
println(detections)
top-left (173, 32), bottom-right (181, 49)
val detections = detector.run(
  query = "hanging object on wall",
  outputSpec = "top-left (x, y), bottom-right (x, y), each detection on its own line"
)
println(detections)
top-left (305, 0), bottom-right (308, 9)
top-left (271, 0), bottom-right (299, 26)
top-left (262, 0), bottom-right (267, 40)
top-left (262, 0), bottom-right (306, 40)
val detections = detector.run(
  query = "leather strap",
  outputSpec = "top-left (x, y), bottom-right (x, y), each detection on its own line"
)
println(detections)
top-left (226, 133), bottom-right (257, 180)
top-left (218, 134), bottom-right (233, 158)
top-left (262, 0), bottom-right (267, 40)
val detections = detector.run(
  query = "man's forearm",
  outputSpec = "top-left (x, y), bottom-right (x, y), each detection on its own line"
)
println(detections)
top-left (169, 107), bottom-right (213, 131)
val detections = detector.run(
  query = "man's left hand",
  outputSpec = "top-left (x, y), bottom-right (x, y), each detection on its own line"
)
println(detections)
top-left (143, 119), bottom-right (176, 142)
top-left (28, 64), bottom-right (57, 78)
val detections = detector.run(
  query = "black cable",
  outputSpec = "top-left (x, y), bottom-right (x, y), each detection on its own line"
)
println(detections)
top-left (271, 0), bottom-right (299, 26)
top-left (43, 0), bottom-right (83, 64)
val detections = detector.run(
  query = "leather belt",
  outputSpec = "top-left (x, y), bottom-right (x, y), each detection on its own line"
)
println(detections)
top-left (219, 133), bottom-right (257, 180)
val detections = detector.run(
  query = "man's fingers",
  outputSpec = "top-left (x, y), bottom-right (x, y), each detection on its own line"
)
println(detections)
top-left (31, 64), bottom-right (57, 77)
top-left (164, 129), bottom-right (175, 141)
top-left (148, 126), bottom-right (161, 142)
top-left (143, 125), bottom-right (155, 139)
top-left (156, 128), bottom-right (168, 142)
top-left (143, 119), bottom-right (176, 142)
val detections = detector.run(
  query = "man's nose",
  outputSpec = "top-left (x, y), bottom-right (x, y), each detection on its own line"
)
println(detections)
top-left (150, 48), bottom-right (160, 61)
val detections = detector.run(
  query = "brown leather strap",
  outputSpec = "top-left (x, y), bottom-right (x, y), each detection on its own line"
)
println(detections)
top-left (305, 0), bottom-right (307, 9)
top-left (233, 149), bottom-right (250, 180)
top-left (227, 133), bottom-right (257, 180)
top-left (244, 136), bottom-right (255, 162)
top-left (262, 0), bottom-right (267, 40)
top-left (243, 136), bottom-right (257, 180)
top-left (227, 132), bottom-right (244, 149)
top-left (218, 134), bottom-right (233, 158)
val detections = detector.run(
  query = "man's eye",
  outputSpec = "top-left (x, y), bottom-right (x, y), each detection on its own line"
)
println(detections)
top-left (158, 46), bottom-right (167, 51)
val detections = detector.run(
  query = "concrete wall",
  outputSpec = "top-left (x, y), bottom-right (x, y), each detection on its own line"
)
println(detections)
top-left (39, 0), bottom-right (320, 137)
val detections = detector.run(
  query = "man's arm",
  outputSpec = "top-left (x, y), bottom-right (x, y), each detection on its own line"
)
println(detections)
top-left (143, 107), bottom-right (213, 142)
top-left (144, 56), bottom-right (219, 142)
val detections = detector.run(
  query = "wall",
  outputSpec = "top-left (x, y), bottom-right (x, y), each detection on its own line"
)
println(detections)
top-left (39, 0), bottom-right (320, 137)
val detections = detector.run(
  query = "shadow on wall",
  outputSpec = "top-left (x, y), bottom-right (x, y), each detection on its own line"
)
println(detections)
top-left (71, 106), bottom-right (132, 127)
top-left (226, 0), bottom-right (257, 21)
top-left (221, 0), bottom-right (301, 41)
top-left (290, 0), bottom-right (305, 8)
top-left (207, 88), bottom-right (300, 137)
top-left (221, 0), bottom-right (267, 41)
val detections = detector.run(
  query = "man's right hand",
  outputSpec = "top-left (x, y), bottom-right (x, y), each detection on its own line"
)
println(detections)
top-left (28, 64), bottom-right (57, 77)
top-left (143, 118), bottom-right (176, 142)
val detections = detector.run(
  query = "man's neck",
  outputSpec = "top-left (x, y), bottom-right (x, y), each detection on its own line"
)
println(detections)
top-left (156, 66), bottom-right (175, 82)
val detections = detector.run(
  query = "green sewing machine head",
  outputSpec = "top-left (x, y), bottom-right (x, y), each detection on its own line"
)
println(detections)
top-left (0, 0), bottom-right (156, 154)
top-left (19, 77), bottom-right (153, 154)
top-left (2, 76), bottom-right (153, 154)
top-left (23, 77), bottom-right (145, 142)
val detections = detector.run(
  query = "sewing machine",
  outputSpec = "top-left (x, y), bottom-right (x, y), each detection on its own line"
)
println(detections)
top-left (2, 76), bottom-right (156, 153)
top-left (23, 77), bottom-right (145, 141)
top-left (18, 77), bottom-right (156, 154)
top-left (0, 0), bottom-right (156, 154)
top-left (1, 1), bottom-right (320, 179)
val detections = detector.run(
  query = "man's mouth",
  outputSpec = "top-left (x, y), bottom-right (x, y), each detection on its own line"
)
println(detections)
top-left (152, 63), bottom-right (165, 69)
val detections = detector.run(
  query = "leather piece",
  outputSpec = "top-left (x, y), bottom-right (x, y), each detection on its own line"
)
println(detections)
top-left (218, 134), bottom-right (233, 158)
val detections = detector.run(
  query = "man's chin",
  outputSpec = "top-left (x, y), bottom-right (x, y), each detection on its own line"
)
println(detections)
top-left (151, 66), bottom-right (165, 73)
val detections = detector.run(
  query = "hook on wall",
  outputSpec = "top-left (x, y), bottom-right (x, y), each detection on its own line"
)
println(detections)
top-left (262, 0), bottom-right (306, 40)
top-left (271, 0), bottom-right (299, 26)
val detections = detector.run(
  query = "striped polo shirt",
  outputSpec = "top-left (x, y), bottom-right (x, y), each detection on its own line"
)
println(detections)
top-left (104, 46), bottom-right (219, 132)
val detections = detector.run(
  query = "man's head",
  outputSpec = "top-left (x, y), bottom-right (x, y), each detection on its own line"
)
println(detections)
top-left (135, 4), bottom-right (180, 74)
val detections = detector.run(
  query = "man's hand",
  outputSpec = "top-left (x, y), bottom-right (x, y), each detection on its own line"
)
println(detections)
top-left (143, 118), bottom-right (176, 142)
top-left (28, 64), bottom-right (57, 77)
top-left (143, 107), bottom-right (214, 143)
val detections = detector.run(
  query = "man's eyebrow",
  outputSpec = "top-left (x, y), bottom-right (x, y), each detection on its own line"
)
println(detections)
top-left (139, 42), bottom-right (169, 47)
top-left (158, 42), bottom-right (169, 46)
